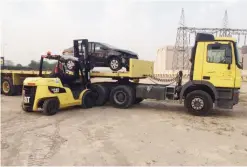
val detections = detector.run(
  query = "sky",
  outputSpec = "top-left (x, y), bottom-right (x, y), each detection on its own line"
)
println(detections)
top-left (0, 0), bottom-right (247, 65)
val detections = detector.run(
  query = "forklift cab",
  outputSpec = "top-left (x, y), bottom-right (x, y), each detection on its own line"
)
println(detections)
top-left (39, 39), bottom-right (91, 89)
top-left (39, 54), bottom-right (79, 86)
top-left (22, 39), bottom-right (95, 115)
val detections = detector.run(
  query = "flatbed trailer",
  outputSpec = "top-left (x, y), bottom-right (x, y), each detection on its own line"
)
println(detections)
top-left (90, 59), bottom-right (153, 79)
top-left (1, 69), bottom-right (52, 95)
top-left (1, 59), bottom-right (153, 96)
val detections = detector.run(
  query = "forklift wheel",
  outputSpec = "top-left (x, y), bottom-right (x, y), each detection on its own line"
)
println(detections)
top-left (185, 90), bottom-right (213, 116)
top-left (43, 98), bottom-right (59, 116)
top-left (90, 84), bottom-right (109, 106)
top-left (110, 85), bottom-right (135, 108)
top-left (81, 90), bottom-right (95, 109)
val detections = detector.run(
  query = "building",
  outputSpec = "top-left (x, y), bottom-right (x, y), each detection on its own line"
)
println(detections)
top-left (155, 45), bottom-right (247, 74)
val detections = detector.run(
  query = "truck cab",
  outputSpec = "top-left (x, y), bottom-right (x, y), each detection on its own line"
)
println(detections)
top-left (181, 33), bottom-right (245, 114)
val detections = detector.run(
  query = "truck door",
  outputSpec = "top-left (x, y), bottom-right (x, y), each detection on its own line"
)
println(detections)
top-left (202, 42), bottom-right (236, 88)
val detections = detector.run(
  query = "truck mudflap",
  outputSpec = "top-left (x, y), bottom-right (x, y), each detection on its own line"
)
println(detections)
top-left (233, 89), bottom-right (240, 105)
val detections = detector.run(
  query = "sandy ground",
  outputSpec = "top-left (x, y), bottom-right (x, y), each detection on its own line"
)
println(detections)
top-left (1, 82), bottom-right (247, 166)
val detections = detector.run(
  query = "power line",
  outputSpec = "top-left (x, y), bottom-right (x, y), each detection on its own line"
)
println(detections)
top-left (172, 9), bottom-right (247, 70)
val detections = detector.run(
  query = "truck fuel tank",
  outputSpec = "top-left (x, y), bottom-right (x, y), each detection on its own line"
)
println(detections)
top-left (135, 84), bottom-right (176, 100)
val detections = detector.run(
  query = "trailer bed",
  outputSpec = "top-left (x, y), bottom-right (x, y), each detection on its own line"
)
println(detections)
top-left (1, 59), bottom-right (154, 96)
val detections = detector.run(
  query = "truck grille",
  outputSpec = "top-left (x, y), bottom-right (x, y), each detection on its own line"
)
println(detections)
top-left (23, 86), bottom-right (37, 107)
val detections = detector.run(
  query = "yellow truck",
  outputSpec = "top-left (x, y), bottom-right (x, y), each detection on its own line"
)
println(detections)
top-left (90, 33), bottom-right (245, 115)
top-left (99, 33), bottom-right (244, 114)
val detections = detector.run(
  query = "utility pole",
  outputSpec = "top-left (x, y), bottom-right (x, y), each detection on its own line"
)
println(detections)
top-left (172, 8), bottom-right (190, 71)
top-left (221, 10), bottom-right (230, 37)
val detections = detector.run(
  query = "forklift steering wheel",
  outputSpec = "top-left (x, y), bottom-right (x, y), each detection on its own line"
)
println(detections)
top-left (66, 60), bottom-right (75, 71)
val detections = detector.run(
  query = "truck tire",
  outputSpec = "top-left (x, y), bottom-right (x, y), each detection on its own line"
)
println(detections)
top-left (43, 98), bottom-right (59, 116)
top-left (81, 90), bottom-right (95, 109)
top-left (110, 85), bottom-right (135, 108)
top-left (185, 90), bottom-right (213, 116)
top-left (90, 84), bottom-right (109, 106)
top-left (134, 98), bottom-right (144, 104)
top-left (1, 78), bottom-right (16, 96)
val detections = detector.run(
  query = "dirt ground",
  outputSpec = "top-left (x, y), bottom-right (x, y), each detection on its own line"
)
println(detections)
top-left (1, 82), bottom-right (247, 166)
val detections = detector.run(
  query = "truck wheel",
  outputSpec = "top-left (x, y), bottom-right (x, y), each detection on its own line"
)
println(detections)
top-left (185, 90), bottom-right (213, 116)
top-left (1, 78), bottom-right (16, 96)
top-left (110, 85), bottom-right (135, 108)
top-left (43, 98), bottom-right (59, 116)
top-left (109, 57), bottom-right (122, 71)
top-left (134, 98), bottom-right (144, 104)
top-left (21, 102), bottom-right (33, 112)
top-left (90, 84), bottom-right (109, 106)
top-left (81, 90), bottom-right (96, 109)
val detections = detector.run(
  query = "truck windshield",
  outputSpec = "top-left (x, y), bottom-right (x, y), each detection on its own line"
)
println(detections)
top-left (234, 42), bottom-right (243, 69)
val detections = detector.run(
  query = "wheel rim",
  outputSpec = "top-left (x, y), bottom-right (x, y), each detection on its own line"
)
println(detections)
top-left (2, 81), bottom-right (10, 93)
top-left (191, 97), bottom-right (204, 110)
top-left (114, 91), bottom-right (126, 104)
top-left (110, 59), bottom-right (119, 69)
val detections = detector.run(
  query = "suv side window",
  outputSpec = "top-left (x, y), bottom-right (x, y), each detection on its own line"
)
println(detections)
top-left (89, 43), bottom-right (95, 53)
top-left (95, 43), bottom-right (103, 51)
top-left (207, 44), bottom-right (231, 64)
top-left (88, 43), bottom-right (92, 53)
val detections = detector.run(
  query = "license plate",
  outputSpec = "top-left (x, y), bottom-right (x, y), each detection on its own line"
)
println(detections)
top-left (23, 96), bottom-right (30, 103)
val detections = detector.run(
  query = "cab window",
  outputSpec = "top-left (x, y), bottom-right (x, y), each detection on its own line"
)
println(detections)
top-left (207, 44), bottom-right (231, 64)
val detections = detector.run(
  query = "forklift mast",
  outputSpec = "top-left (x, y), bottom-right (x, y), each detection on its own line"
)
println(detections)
top-left (73, 39), bottom-right (91, 87)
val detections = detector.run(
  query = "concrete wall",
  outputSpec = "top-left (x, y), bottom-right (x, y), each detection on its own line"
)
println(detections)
top-left (154, 46), bottom-right (175, 73)
top-left (155, 45), bottom-right (247, 74)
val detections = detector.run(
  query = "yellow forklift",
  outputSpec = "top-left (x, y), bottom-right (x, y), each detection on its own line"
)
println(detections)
top-left (22, 39), bottom-right (97, 115)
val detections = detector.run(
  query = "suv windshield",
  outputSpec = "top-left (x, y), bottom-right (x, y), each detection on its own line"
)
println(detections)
top-left (234, 42), bottom-right (243, 69)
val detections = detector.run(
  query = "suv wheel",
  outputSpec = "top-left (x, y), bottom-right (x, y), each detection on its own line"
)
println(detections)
top-left (109, 57), bottom-right (122, 71)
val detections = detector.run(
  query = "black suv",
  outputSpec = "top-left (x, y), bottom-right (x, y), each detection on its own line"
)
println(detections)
top-left (63, 42), bottom-right (139, 71)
